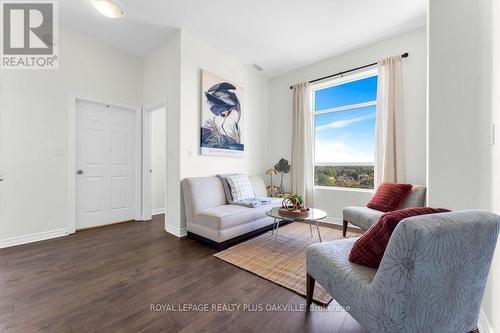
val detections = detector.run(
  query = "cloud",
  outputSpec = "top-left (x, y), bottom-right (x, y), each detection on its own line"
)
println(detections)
top-left (315, 138), bottom-right (373, 163)
top-left (315, 113), bottom-right (374, 131)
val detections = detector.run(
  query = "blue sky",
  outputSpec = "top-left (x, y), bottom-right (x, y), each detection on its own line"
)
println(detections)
top-left (314, 76), bottom-right (377, 164)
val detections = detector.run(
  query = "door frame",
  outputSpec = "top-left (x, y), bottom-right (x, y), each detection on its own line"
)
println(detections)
top-left (67, 96), bottom-right (142, 234)
top-left (141, 101), bottom-right (167, 221)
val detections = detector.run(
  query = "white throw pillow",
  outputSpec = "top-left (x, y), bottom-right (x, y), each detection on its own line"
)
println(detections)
top-left (226, 175), bottom-right (255, 201)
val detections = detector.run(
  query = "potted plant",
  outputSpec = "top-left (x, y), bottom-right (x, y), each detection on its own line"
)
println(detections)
top-left (274, 158), bottom-right (290, 192)
top-left (280, 193), bottom-right (308, 217)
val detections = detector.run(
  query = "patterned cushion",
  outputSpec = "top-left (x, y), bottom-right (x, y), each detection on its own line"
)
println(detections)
top-left (216, 174), bottom-right (242, 203)
top-left (349, 207), bottom-right (450, 268)
top-left (367, 182), bottom-right (413, 212)
top-left (226, 175), bottom-right (255, 201)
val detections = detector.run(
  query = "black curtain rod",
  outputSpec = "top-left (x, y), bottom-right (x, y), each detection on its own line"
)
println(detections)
top-left (289, 52), bottom-right (409, 90)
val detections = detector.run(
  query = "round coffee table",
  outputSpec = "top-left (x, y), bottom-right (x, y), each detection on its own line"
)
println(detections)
top-left (266, 207), bottom-right (328, 244)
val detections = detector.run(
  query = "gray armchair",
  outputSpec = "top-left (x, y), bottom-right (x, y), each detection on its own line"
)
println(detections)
top-left (306, 210), bottom-right (500, 333)
top-left (342, 185), bottom-right (426, 236)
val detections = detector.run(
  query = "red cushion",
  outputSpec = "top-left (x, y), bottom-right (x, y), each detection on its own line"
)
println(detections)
top-left (367, 182), bottom-right (413, 212)
top-left (349, 207), bottom-right (450, 268)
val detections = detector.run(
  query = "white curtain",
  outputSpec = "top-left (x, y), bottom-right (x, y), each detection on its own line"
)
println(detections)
top-left (291, 82), bottom-right (314, 207)
top-left (374, 55), bottom-right (406, 187)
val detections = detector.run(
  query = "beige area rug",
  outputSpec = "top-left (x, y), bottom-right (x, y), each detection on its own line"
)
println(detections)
top-left (214, 222), bottom-right (360, 305)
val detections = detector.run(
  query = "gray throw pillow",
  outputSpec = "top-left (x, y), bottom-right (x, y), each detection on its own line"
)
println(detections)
top-left (217, 174), bottom-right (242, 204)
top-left (225, 175), bottom-right (255, 201)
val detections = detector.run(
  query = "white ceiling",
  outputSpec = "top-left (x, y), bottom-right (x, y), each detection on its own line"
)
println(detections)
top-left (60, 0), bottom-right (427, 77)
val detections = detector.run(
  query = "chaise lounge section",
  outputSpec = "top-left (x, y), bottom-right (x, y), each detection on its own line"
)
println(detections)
top-left (342, 185), bottom-right (426, 236)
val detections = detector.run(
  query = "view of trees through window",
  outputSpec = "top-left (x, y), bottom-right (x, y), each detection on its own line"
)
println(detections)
top-left (314, 73), bottom-right (377, 189)
top-left (315, 165), bottom-right (374, 189)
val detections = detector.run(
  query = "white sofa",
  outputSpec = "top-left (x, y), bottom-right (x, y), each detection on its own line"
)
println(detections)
top-left (181, 175), bottom-right (282, 250)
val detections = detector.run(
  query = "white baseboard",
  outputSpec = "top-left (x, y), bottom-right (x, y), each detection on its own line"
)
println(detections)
top-left (165, 224), bottom-right (187, 238)
top-left (0, 228), bottom-right (69, 249)
top-left (478, 308), bottom-right (494, 333)
top-left (152, 208), bottom-right (166, 216)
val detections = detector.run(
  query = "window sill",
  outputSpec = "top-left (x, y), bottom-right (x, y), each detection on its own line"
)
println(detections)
top-left (314, 186), bottom-right (374, 193)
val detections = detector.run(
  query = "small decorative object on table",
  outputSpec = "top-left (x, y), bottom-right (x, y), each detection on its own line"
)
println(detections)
top-left (267, 186), bottom-right (280, 197)
top-left (266, 169), bottom-right (278, 196)
top-left (279, 194), bottom-right (309, 217)
top-left (269, 190), bottom-right (291, 198)
top-left (266, 169), bottom-right (277, 186)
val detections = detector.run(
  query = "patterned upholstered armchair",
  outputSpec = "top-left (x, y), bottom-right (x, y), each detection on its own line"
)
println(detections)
top-left (342, 185), bottom-right (427, 237)
top-left (306, 210), bottom-right (500, 333)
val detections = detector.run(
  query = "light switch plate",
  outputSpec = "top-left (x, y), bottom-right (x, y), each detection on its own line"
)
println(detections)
top-left (489, 124), bottom-right (496, 145)
top-left (54, 147), bottom-right (65, 156)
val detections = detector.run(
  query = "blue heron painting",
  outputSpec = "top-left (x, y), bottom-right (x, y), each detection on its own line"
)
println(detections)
top-left (200, 70), bottom-right (244, 157)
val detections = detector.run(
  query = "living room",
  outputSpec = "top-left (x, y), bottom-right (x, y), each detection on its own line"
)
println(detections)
top-left (1, 0), bottom-right (499, 332)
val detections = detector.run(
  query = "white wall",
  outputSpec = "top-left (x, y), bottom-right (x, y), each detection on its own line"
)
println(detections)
top-left (484, 0), bottom-right (500, 329)
top-left (267, 28), bottom-right (427, 220)
top-left (142, 31), bottom-right (182, 235)
top-left (179, 30), bottom-right (269, 179)
top-left (478, 0), bottom-right (500, 331)
top-left (0, 25), bottom-right (267, 240)
top-left (0, 28), bottom-right (142, 245)
top-left (427, 0), bottom-right (481, 210)
top-left (151, 107), bottom-right (167, 213)
top-left (0, 29), bottom-right (142, 244)
top-left (174, 30), bottom-right (269, 231)
top-left (428, 0), bottom-right (499, 331)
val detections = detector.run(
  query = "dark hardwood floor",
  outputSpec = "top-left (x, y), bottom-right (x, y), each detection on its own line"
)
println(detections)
top-left (0, 216), bottom-right (367, 333)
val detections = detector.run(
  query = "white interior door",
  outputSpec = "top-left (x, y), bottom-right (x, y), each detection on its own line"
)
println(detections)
top-left (150, 107), bottom-right (167, 216)
top-left (141, 105), bottom-right (167, 221)
top-left (76, 100), bottom-right (136, 230)
top-left (142, 110), bottom-right (152, 221)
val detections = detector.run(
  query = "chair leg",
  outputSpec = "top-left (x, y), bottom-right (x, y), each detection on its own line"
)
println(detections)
top-left (306, 273), bottom-right (315, 307)
top-left (342, 220), bottom-right (348, 237)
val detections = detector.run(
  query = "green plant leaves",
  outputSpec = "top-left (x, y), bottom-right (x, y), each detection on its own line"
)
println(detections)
top-left (274, 158), bottom-right (290, 173)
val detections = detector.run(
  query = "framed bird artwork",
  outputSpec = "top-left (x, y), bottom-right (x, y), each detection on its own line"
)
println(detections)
top-left (200, 70), bottom-right (244, 157)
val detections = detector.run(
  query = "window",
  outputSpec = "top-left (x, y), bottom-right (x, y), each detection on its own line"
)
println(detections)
top-left (313, 71), bottom-right (377, 189)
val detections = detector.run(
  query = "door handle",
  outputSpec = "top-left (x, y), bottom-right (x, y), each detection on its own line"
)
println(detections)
top-left (77, 169), bottom-right (83, 175)
top-left (0, 175), bottom-right (4, 182)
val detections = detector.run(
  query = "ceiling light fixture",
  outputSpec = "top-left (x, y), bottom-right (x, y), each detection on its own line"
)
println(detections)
top-left (93, 0), bottom-right (124, 18)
